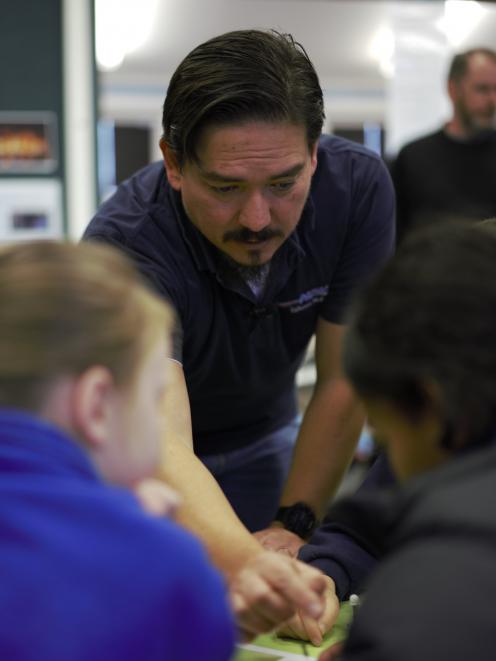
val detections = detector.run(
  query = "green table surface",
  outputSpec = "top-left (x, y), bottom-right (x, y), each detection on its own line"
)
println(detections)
top-left (235, 601), bottom-right (351, 660)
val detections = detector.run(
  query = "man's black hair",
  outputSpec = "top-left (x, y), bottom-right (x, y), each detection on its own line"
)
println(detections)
top-left (161, 29), bottom-right (325, 166)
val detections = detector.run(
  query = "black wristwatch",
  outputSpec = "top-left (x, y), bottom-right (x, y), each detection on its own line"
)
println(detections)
top-left (274, 502), bottom-right (317, 539)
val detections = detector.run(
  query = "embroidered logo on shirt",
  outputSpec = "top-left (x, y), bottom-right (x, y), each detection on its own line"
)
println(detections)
top-left (276, 286), bottom-right (329, 313)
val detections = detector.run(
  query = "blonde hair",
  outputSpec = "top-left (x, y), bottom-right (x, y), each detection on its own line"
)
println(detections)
top-left (0, 240), bottom-right (173, 411)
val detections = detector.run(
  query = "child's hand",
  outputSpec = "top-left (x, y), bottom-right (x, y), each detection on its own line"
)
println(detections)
top-left (134, 478), bottom-right (182, 519)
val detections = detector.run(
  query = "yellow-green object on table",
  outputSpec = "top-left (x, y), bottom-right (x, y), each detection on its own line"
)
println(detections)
top-left (235, 601), bottom-right (351, 660)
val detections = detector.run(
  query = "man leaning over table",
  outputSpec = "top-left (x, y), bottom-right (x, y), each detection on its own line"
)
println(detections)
top-left (84, 28), bottom-right (395, 643)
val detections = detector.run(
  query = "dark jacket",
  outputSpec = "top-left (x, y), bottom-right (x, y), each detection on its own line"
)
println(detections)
top-left (299, 453), bottom-right (395, 599)
top-left (337, 442), bottom-right (496, 661)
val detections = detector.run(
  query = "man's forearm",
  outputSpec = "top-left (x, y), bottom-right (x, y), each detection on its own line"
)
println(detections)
top-left (158, 438), bottom-right (264, 578)
top-left (158, 361), bottom-right (263, 576)
top-left (279, 378), bottom-right (365, 519)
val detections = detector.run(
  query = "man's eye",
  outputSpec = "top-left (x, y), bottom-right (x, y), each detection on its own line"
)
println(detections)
top-left (210, 185), bottom-right (238, 194)
top-left (271, 181), bottom-right (295, 192)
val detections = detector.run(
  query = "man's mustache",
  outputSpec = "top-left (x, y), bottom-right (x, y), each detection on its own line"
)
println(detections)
top-left (223, 228), bottom-right (283, 243)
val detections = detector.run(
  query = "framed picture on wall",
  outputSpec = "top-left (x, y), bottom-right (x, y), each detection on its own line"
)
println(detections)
top-left (0, 111), bottom-right (58, 173)
top-left (0, 178), bottom-right (63, 242)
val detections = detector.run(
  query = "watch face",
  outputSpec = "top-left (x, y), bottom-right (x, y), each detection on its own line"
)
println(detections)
top-left (278, 502), bottom-right (316, 539)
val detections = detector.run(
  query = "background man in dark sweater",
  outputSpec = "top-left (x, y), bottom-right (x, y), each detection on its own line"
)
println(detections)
top-left (391, 47), bottom-right (496, 244)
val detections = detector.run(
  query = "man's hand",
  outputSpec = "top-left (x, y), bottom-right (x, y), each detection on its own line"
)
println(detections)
top-left (276, 576), bottom-right (339, 646)
top-left (229, 551), bottom-right (328, 642)
top-left (253, 525), bottom-right (306, 557)
top-left (133, 478), bottom-right (182, 519)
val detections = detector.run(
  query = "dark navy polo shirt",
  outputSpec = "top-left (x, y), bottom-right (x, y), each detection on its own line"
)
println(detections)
top-left (84, 134), bottom-right (395, 455)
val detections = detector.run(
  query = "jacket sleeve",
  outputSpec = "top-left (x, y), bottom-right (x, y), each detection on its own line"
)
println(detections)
top-left (339, 532), bottom-right (495, 661)
top-left (298, 454), bottom-right (396, 600)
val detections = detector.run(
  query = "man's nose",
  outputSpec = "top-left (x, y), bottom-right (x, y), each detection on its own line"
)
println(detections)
top-left (238, 192), bottom-right (271, 232)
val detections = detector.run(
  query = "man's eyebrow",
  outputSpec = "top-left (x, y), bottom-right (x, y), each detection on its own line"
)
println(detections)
top-left (198, 163), bottom-right (305, 183)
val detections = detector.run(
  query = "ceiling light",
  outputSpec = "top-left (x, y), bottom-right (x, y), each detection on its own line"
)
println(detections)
top-left (95, 0), bottom-right (159, 71)
top-left (436, 1), bottom-right (485, 47)
top-left (370, 26), bottom-right (395, 78)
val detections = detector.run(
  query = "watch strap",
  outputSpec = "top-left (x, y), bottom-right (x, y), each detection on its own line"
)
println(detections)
top-left (274, 501), bottom-right (317, 539)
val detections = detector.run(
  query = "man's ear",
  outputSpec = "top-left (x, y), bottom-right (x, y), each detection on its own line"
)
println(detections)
top-left (447, 79), bottom-right (459, 105)
top-left (160, 139), bottom-right (182, 191)
top-left (71, 366), bottom-right (116, 450)
top-left (310, 141), bottom-right (318, 176)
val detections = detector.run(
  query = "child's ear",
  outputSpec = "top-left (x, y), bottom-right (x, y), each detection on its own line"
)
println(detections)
top-left (71, 366), bottom-right (116, 449)
top-left (160, 139), bottom-right (182, 191)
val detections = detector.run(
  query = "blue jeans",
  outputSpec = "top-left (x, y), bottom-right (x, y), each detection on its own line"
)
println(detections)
top-left (199, 417), bottom-right (300, 532)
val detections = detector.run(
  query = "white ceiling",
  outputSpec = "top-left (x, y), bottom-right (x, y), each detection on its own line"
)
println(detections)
top-left (96, 0), bottom-right (496, 157)
top-left (98, 0), bottom-right (496, 91)
top-left (101, 0), bottom-right (389, 87)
